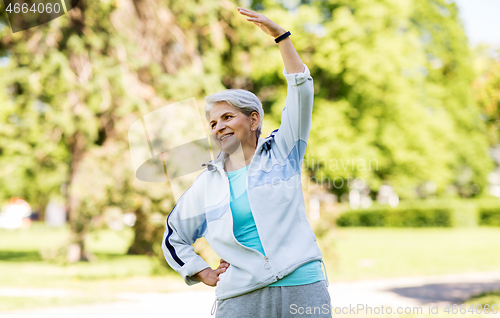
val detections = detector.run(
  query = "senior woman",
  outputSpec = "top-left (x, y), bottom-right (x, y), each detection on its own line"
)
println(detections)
top-left (162, 7), bottom-right (331, 318)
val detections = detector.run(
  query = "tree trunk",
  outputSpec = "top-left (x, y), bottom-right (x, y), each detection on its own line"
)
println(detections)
top-left (127, 207), bottom-right (154, 255)
top-left (66, 131), bottom-right (94, 262)
top-left (36, 195), bottom-right (49, 222)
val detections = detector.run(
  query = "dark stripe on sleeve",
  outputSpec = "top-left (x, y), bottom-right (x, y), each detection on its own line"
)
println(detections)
top-left (165, 207), bottom-right (185, 267)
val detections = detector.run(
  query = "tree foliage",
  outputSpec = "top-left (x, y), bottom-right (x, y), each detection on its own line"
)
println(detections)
top-left (473, 46), bottom-right (500, 145)
top-left (0, 0), bottom-right (495, 262)
top-left (243, 0), bottom-right (493, 199)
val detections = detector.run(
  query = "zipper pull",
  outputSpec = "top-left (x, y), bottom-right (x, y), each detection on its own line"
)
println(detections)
top-left (264, 256), bottom-right (271, 269)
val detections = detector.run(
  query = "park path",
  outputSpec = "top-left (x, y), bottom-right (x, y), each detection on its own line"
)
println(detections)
top-left (2, 270), bottom-right (500, 318)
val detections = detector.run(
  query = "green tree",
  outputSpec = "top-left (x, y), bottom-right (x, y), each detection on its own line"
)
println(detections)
top-left (409, 0), bottom-right (493, 197)
top-left (0, 0), bottom-right (495, 264)
top-left (472, 46), bottom-right (500, 145)
top-left (0, 0), bottom-right (281, 262)
top-left (242, 0), bottom-right (493, 200)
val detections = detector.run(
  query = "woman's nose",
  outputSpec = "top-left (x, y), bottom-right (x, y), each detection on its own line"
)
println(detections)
top-left (215, 122), bottom-right (226, 133)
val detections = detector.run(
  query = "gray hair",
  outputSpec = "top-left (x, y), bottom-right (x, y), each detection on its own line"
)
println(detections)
top-left (204, 89), bottom-right (264, 139)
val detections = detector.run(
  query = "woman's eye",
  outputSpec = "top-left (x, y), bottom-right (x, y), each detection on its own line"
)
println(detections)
top-left (211, 115), bottom-right (231, 129)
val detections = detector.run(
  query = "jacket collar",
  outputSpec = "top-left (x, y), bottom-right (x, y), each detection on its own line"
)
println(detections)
top-left (202, 136), bottom-right (268, 172)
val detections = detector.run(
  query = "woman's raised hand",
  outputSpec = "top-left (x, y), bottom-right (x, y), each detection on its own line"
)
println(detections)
top-left (237, 7), bottom-right (287, 38)
top-left (238, 6), bottom-right (304, 74)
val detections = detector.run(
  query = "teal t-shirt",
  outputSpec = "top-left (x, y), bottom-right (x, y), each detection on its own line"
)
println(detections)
top-left (226, 164), bottom-right (324, 287)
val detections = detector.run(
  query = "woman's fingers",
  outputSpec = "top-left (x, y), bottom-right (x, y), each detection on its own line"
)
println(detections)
top-left (241, 13), bottom-right (261, 21)
top-left (246, 18), bottom-right (264, 23)
top-left (216, 267), bottom-right (227, 276)
top-left (217, 260), bottom-right (229, 272)
top-left (245, 15), bottom-right (266, 25)
top-left (237, 8), bottom-right (267, 24)
top-left (237, 7), bottom-right (282, 37)
top-left (237, 7), bottom-right (256, 13)
top-left (218, 263), bottom-right (229, 269)
top-left (237, 8), bottom-right (255, 15)
top-left (237, 7), bottom-right (261, 18)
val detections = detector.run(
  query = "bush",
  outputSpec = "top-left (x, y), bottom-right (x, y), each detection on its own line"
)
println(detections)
top-left (336, 198), bottom-right (500, 228)
top-left (476, 198), bottom-right (500, 226)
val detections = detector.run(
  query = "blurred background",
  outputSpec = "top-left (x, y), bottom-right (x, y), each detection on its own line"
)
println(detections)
top-left (0, 0), bottom-right (499, 317)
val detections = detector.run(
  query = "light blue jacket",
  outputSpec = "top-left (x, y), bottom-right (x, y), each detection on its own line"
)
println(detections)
top-left (161, 63), bottom-right (328, 303)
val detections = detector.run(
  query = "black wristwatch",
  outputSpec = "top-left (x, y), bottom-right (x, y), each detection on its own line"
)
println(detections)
top-left (275, 31), bottom-right (291, 44)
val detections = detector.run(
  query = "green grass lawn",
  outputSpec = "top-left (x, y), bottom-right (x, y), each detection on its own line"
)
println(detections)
top-left (0, 222), bottom-right (181, 311)
top-left (0, 296), bottom-right (121, 312)
top-left (321, 226), bottom-right (500, 281)
top-left (465, 290), bottom-right (500, 307)
top-left (0, 222), bottom-right (157, 287)
top-left (1, 222), bottom-right (500, 313)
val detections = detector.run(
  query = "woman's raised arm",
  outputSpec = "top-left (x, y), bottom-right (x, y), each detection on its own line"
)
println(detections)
top-left (237, 7), bottom-right (313, 162)
top-left (237, 7), bottom-right (305, 74)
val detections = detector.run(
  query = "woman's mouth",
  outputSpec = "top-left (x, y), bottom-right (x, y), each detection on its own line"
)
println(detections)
top-left (220, 133), bottom-right (234, 142)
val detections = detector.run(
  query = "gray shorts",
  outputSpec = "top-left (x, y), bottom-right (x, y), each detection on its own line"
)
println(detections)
top-left (215, 280), bottom-right (332, 318)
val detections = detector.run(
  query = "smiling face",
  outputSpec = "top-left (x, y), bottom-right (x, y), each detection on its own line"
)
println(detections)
top-left (209, 102), bottom-right (258, 155)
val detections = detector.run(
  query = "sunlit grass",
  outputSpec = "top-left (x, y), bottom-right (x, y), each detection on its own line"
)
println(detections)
top-left (465, 289), bottom-right (500, 307)
top-left (1, 222), bottom-right (500, 313)
top-left (319, 226), bottom-right (500, 281)
top-left (0, 223), bottom-right (182, 295)
top-left (0, 296), bottom-right (120, 312)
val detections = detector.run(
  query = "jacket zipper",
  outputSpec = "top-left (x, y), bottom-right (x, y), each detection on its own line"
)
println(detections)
top-left (243, 161), bottom-right (281, 281)
top-left (212, 167), bottom-right (277, 307)
top-left (207, 140), bottom-right (289, 293)
top-left (219, 162), bottom-right (280, 281)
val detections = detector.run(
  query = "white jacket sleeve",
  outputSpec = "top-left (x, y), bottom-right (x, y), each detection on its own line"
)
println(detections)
top-left (272, 63), bottom-right (314, 163)
top-left (161, 177), bottom-right (210, 285)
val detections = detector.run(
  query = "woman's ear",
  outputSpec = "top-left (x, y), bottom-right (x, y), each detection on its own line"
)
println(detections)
top-left (250, 111), bottom-right (260, 130)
